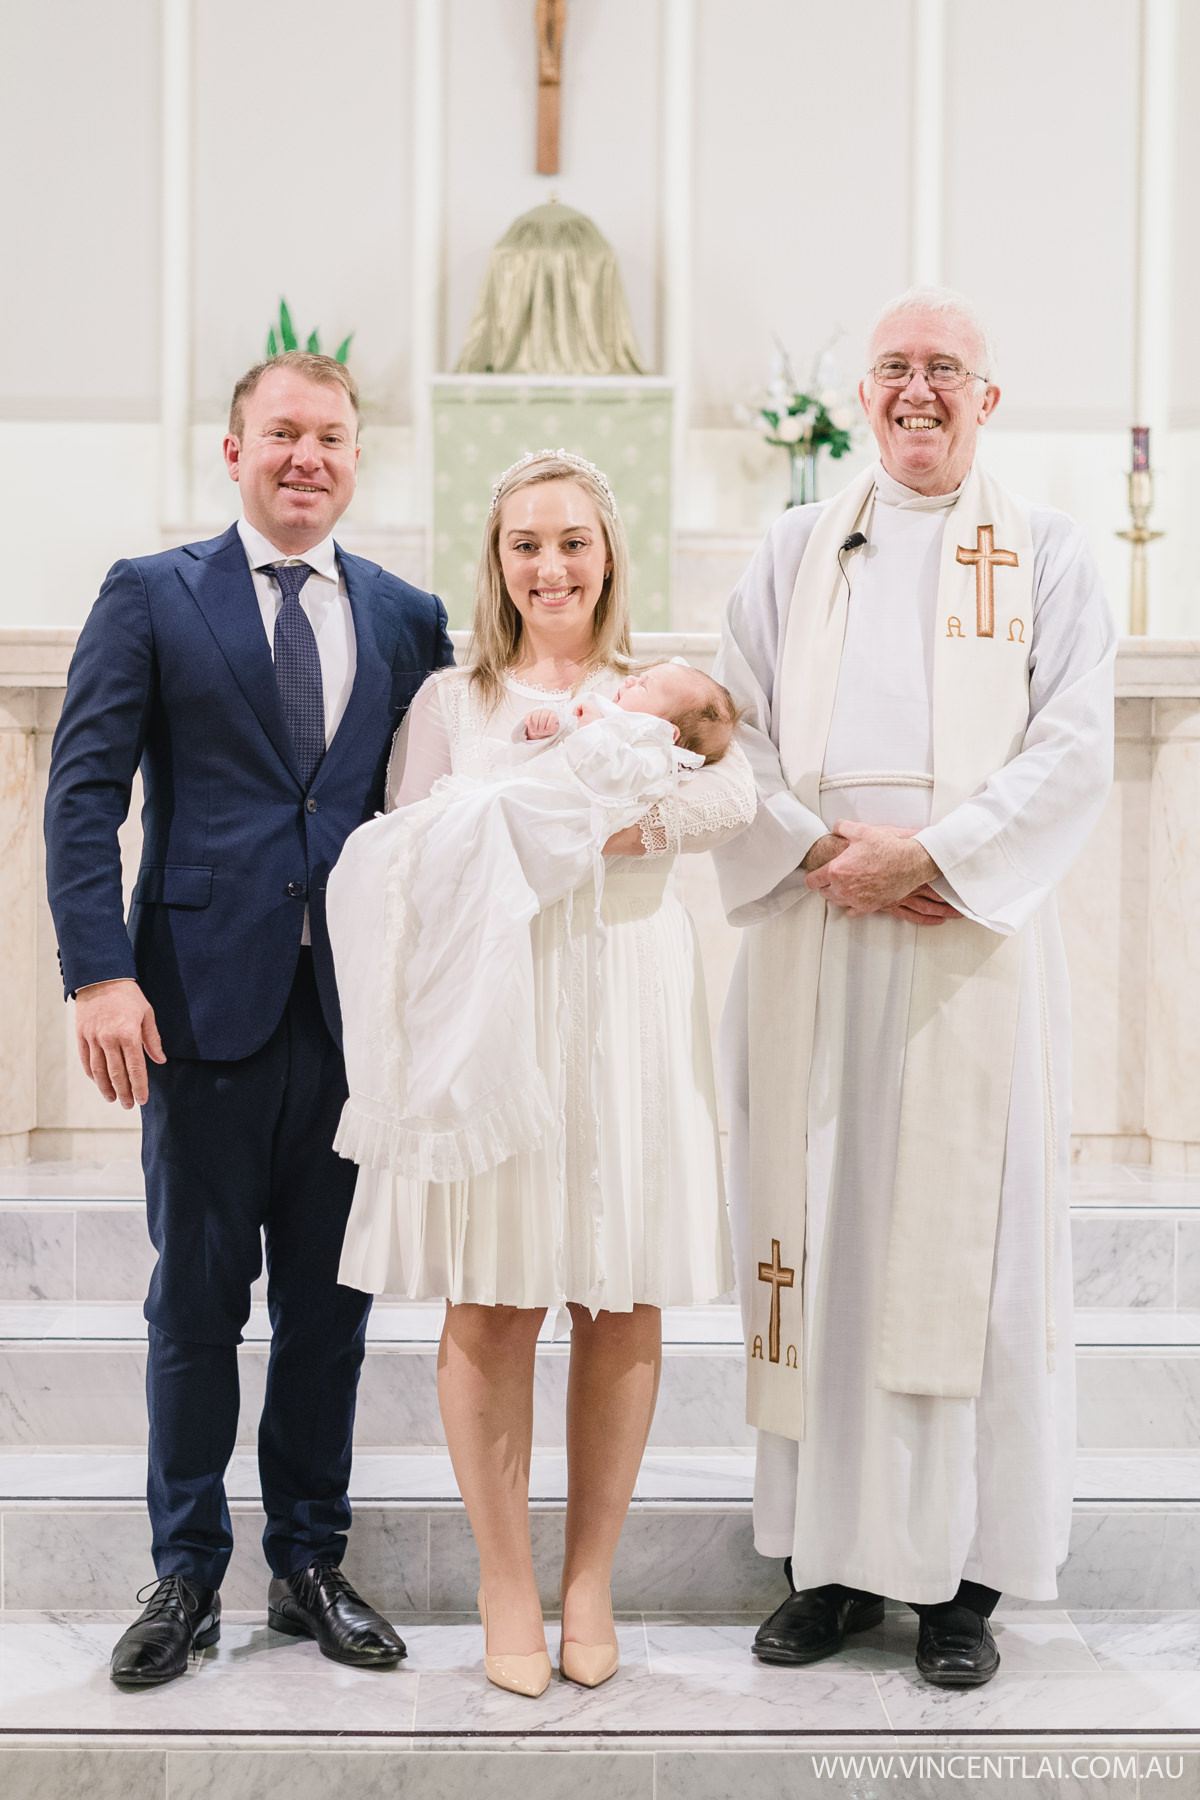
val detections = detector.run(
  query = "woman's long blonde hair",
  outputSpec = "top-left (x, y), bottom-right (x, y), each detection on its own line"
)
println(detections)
top-left (466, 451), bottom-right (634, 711)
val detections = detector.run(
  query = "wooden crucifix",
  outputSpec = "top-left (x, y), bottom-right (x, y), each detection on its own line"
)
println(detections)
top-left (536, 0), bottom-right (567, 174)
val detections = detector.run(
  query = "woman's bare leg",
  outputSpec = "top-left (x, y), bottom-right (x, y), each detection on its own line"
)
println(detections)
top-left (437, 1301), bottom-right (547, 1655)
top-left (561, 1303), bottom-right (663, 1644)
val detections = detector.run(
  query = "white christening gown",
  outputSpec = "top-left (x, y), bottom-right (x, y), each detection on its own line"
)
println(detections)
top-left (336, 666), bottom-right (756, 1313)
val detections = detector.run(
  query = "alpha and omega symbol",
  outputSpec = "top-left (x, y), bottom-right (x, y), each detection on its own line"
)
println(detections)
top-left (955, 525), bottom-right (1019, 638)
top-left (757, 1238), bottom-right (795, 1365)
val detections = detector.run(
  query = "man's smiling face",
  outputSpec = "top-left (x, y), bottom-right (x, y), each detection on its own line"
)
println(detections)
top-left (858, 307), bottom-right (1000, 496)
top-left (224, 365), bottom-right (360, 552)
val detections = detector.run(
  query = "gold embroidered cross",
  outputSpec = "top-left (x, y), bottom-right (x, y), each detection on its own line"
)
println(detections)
top-left (955, 525), bottom-right (1019, 638)
top-left (757, 1238), bottom-right (794, 1365)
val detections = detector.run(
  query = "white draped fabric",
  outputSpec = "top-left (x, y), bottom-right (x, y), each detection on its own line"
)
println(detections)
top-left (337, 667), bottom-right (755, 1315)
top-left (714, 467), bottom-right (1116, 1602)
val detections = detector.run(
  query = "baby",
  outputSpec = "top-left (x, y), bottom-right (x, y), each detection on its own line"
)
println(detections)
top-left (518, 660), bottom-right (742, 765)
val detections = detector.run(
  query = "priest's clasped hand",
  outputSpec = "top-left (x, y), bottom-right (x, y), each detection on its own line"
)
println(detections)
top-left (804, 820), bottom-right (962, 924)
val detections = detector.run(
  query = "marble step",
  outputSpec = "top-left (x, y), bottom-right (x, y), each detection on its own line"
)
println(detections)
top-left (5, 1305), bottom-right (1200, 1450)
top-left (6, 1172), bottom-right (1200, 1310)
top-left (4, 1611), bottom-right (1200, 1771)
top-left (2, 1443), bottom-right (1200, 1612)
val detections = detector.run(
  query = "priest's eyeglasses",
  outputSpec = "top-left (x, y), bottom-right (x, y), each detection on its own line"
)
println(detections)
top-left (869, 357), bottom-right (986, 391)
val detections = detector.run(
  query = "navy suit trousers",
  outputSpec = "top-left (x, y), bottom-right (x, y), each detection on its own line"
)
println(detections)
top-left (141, 950), bottom-right (371, 1587)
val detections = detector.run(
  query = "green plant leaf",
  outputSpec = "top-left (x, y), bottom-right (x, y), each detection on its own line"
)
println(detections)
top-left (334, 332), bottom-right (354, 365)
top-left (279, 299), bottom-right (297, 352)
top-left (306, 329), bottom-right (321, 354)
top-left (266, 326), bottom-right (278, 358)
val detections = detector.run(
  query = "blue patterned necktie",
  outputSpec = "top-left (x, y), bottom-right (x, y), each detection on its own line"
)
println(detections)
top-left (264, 562), bottom-right (325, 786)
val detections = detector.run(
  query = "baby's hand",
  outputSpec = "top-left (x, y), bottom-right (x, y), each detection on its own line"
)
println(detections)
top-left (572, 700), bottom-right (602, 726)
top-left (523, 708), bottom-right (562, 741)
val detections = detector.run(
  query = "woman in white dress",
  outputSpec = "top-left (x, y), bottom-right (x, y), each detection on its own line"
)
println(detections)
top-left (339, 450), bottom-right (756, 1696)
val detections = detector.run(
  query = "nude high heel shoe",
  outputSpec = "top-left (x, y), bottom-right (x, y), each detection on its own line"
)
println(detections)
top-left (560, 1592), bottom-right (620, 1689)
top-left (478, 1589), bottom-right (552, 1698)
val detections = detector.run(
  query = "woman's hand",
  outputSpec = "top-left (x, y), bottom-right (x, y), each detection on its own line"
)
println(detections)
top-left (603, 824), bottom-right (646, 857)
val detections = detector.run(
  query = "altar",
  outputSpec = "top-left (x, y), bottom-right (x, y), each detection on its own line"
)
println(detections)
top-left (1, 629), bottom-right (1198, 1172)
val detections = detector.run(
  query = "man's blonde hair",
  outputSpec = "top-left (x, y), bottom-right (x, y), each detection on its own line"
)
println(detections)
top-left (466, 452), bottom-right (633, 711)
top-left (228, 351), bottom-right (360, 440)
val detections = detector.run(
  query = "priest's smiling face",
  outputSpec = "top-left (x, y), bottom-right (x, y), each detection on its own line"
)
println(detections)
top-left (859, 307), bottom-right (1000, 496)
top-left (498, 479), bottom-right (612, 644)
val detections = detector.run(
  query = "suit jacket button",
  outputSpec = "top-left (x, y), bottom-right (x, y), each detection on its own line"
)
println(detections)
top-left (286, 880), bottom-right (307, 899)
top-left (306, 797), bottom-right (318, 814)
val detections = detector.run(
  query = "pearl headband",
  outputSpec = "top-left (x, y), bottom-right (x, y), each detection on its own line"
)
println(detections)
top-left (488, 448), bottom-right (617, 519)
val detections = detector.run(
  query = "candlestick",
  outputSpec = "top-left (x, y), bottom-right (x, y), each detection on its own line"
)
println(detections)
top-left (1116, 443), bottom-right (1164, 635)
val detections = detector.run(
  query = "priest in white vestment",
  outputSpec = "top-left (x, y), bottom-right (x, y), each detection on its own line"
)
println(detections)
top-left (713, 288), bottom-right (1116, 1688)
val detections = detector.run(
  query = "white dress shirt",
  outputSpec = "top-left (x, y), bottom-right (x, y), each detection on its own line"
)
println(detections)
top-left (237, 517), bottom-right (358, 944)
top-left (237, 516), bottom-right (357, 746)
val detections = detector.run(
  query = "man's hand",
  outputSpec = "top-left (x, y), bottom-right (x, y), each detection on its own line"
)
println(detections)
top-left (74, 979), bottom-right (166, 1108)
top-left (523, 707), bottom-right (561, 741)
top-left (801, 832), bottom-right (848, 874)
top-left (882, 883), bottom-right (964, 928)
top-left (805, 819), bottom-right (958, 919)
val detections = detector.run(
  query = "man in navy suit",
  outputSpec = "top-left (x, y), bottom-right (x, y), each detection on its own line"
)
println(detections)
top-left (45, 352), bottom-right (454, 1686)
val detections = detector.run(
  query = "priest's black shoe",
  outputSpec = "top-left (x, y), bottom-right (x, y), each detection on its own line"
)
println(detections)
top-left (753, 1576), bottom-right (885, 1666)
top-left (109, 1574), bottom-right (220, 1687)
top-left (267, 1561), bottom-right (406, 1667)
top-left (915, 1605), bottom-right (1000, 1687)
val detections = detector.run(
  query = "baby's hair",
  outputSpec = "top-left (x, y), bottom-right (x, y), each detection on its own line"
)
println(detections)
top-left (670, 669), bottom-right (747, 764)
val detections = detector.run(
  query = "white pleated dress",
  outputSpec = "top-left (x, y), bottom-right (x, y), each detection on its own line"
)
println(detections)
top-left (337, 666), bottom-right (755, 1314)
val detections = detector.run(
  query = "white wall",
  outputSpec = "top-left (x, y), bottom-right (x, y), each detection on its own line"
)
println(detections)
top-left (0, 0), bottom-right (1195, 633)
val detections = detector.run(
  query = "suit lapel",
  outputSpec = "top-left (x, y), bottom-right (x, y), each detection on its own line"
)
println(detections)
top-left (312, 547), bottom-right (393, 787)
top-left (178, 525), bottom-right (302, 786)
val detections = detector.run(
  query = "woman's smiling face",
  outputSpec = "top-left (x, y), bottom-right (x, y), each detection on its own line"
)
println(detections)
top-left (497, 479), bottom-right (611, 638)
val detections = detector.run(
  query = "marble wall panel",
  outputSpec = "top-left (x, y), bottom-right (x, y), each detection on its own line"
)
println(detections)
top-left (168, 1751), bottom-right (653, 1800)
top-left (0, 1347), bottom-right (149, 1445)
top-left (74, 1207), bottom-right (155, 1303)
top-left (656, 1748), bottom-right (1135, 1800)
top-left (0, 1751), bottom-right (165, 1800)
top-left (340, 1506), bottom-right (429, 1613)
top-left (1076, 1353), bottom-right (1200, 1448)
top-left (0, 1504), bottom-right (273, 1610)
top-left (1057, 1508), bottom-right (1200, 1609)
top-left (1177, 1221), bottom-right (1200, 1309)
top-left (1060, 711), bottom-right (1150, 1142)
top-left (0, 723), bottom-right (36, 1140)
top-left (1146, 703), bottom-right (1200, 1147)
top-left (345, 1349), bottom-right (444, 1449)
top-left (1071, 1217), bottom-right (1174, 1309)
top-left (0, 1210), bottom-right (73, 1301)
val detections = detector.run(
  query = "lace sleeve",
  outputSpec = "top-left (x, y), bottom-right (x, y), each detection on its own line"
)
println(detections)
top-left (385, 675), bottom-right (454, 810)
top-left (638, 739), bottom-right (758, 857)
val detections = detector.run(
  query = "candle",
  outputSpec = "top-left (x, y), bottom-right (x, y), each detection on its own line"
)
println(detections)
top-left (1132, 426), bottom-right (1150, 473)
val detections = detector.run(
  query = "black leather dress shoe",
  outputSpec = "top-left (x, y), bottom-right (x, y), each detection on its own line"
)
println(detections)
top-left (268, 1561), bottom-right (406, 1667)
top-left (753, 1580), bottom-right (885, 1665)
top-left (915, 1605), bottom-right (1000, 1687)
top-left (110, 1574), bottom-right (221, 1687)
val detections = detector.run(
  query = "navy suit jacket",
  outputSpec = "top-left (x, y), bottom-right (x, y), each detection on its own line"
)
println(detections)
top-left (45, 523), bottom-right (454, 1060)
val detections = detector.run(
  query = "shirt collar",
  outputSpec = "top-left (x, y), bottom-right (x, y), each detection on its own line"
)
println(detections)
top-left (237, 516), bottom-right (339, 583)
top-left (873, 460), bottom-right (966, 512)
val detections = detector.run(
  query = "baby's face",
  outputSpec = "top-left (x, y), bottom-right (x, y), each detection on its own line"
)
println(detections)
top-left (614, 663), bottom-right (698, 721)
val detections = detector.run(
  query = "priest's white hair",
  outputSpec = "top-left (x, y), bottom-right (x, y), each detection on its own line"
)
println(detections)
top-left (869, 287), bottom-right (998, 379)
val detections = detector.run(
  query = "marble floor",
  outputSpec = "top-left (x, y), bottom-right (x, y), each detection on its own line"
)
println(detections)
top-left (2, 1610), bottom-right (1200, 1737)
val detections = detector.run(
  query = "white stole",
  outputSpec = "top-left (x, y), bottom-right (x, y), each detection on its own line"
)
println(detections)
top-left (745, 461), bottom-right (1033, 1440)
